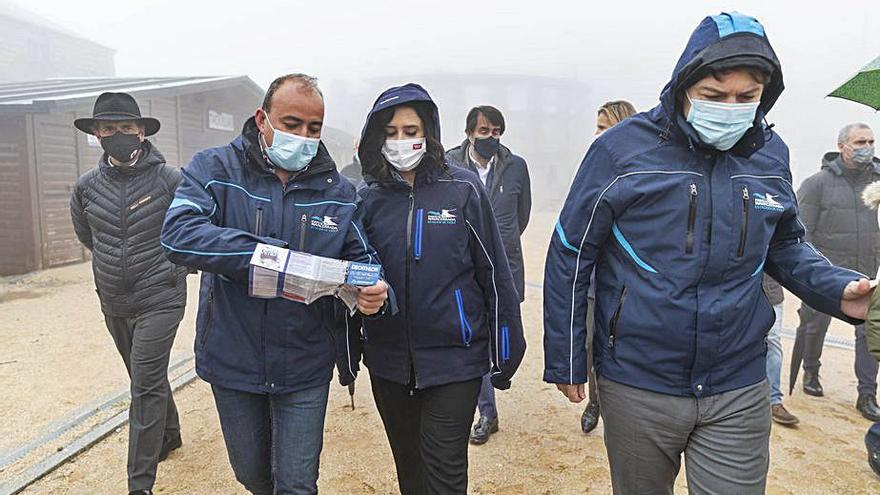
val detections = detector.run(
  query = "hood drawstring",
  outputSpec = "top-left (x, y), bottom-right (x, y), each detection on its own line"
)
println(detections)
top-left (658, 120), bottom-right (673, 144)
top-left (762, 117), bottom-right (776, 141)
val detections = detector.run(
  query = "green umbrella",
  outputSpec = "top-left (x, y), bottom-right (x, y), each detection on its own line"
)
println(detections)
top-left (828, 55), bottom-right (880, 110)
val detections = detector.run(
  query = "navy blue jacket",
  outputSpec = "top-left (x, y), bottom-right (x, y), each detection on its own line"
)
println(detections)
top-left (544, 12), bottom-right (864, 397)
top-left (446, 141), bottom-right (532, 301)
top-left (358, 84), bottom-right (526, 390)
top-left (161, 117), bottom-right (378, 394)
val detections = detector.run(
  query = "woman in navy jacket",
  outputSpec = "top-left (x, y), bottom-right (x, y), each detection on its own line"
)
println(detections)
top-left (357, 83), bottom-right (525, 494)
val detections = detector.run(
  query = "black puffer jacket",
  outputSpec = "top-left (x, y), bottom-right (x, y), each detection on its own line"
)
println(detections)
top-left (797, 152), bottom-right (880, 276)
top-left (446, 140), bottom-right (531, 301)
top-left (70, 140), bottom-right (188, 316)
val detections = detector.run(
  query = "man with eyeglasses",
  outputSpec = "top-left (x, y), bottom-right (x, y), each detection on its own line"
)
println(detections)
top-left (70, 92), bottom-right (188, 495)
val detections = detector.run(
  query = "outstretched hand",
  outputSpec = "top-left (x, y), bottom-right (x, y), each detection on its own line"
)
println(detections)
top-left (841, 278), bottom-right (876, 320)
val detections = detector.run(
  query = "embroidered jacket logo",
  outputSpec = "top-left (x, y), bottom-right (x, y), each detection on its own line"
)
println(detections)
top-left (310, 215), bottom-right (339, 233)
top-left (753, 193), bottom-right (784, 212)
top-left (427, 208), bottom-right (457, 224)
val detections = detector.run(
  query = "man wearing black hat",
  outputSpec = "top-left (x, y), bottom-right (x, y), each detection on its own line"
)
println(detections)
top-left (70, 92), bottom-right (188, 495)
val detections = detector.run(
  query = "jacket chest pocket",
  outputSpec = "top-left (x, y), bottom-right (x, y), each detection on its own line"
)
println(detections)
top-left (732, 179), bottom-right (787, 270)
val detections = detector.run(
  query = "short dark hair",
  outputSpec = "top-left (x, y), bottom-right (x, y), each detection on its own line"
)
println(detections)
top-left (465, 105), bottom-right (505, 135)
top-left (709, 67), bottom-right (771, 85)
top-left (261, 73), bottom-right (323, 113)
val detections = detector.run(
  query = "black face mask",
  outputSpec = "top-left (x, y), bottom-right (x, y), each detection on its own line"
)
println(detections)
top-left (473, 136), bottom-right (500, 159)
top-left (100, 133), bottom-right (142, 164)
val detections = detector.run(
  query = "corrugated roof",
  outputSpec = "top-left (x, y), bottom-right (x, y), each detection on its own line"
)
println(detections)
top-left (0, 76), bottom-right (264, 112)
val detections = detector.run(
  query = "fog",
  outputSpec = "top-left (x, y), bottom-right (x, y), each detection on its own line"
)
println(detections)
top-left (8, 0), bottom-right (880, 208)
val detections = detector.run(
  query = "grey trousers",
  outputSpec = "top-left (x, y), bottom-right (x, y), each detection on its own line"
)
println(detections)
top-left (105, 305), bottom-right (184, 491)
top-left (598, 377), bottom-right (771, 495)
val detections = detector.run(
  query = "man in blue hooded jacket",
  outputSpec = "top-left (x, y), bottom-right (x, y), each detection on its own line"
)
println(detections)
top-left (543, 12), bottom-right (874, 494)
top-left (161, 73), bottom-right (388, 495)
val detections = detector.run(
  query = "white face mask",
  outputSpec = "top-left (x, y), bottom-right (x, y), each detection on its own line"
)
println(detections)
top-left (382, 137), bottom-right (426, 172)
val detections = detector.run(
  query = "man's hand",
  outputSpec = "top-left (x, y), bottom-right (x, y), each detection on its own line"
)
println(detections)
top-left (556, 383), bottom-right (586, 403)
top-left (357, 280), bottom-right (388, 316)
top-left (841, 278), bottom-right (875, 319)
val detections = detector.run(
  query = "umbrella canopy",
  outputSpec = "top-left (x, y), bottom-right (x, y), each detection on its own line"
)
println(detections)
top-left (828, 55), bottom-right (880, 110)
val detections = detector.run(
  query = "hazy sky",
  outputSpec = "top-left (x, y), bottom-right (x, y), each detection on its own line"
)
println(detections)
top-left (14, 0), bottom-right (880, 184)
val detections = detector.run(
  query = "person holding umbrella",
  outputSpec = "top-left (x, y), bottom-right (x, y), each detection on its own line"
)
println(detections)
top-left (831, 54), bottom-right (880, 479)
top-left (788, 122), bottom-right (880, 421)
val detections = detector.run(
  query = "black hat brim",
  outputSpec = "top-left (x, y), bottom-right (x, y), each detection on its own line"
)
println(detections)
top-left (74, 115), bottom-right (161, 136)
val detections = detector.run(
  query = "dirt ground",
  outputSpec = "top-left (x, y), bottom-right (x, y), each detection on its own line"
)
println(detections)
top-left (3, 212), bottom-right (880, 494)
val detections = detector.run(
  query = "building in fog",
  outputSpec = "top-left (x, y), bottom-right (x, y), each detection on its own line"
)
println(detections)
top-left (0, 1), bottom-right (115, 82)
top-left (329, 73), bottom-right (591, 210)
top-left (0, 76), bottom-right (264, 275)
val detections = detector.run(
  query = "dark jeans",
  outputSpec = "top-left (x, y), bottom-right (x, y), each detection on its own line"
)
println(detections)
top-left (476, 374), bottom-right (496, 420)
top-left (798, 303), bottom-right (879, 396)
top-left (211, 382), bottom-right (331, 495)
top-left (475, 301), bottom-right (523, 421)
top-left (370, 374), bottom-right (481, 495)
top-left (105, 305), bottom-right (184, 492)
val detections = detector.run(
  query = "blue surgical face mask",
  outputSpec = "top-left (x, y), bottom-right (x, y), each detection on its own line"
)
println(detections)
top-left (850, 145), bottom-right (876, 166)
top-left (685, 93), bottom-right (760, 151)
top-left (260, 112), bottom-right (320, 172)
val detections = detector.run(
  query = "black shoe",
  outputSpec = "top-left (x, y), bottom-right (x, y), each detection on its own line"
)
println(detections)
top-left (158, 433), bottom-right (182, 462)
top-left (581, 401), bottom-right (601, 434)
top-left (802, 371), bottom-right (824, 397)
top-left (129, 491), bottom-right (152, 495)
top-left (870, 447), bottom-right (880, 478)
top-left (856, 395), bottom-right (880, 422)
top-left (469, 416), bottom-right (499, 445)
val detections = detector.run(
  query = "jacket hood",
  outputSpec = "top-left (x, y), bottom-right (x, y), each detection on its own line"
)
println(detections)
top-left (659, 12), bottom-right (784, 156)
top-left (359, 83), bottom-right (441, 142)
top-left (822, 151), bottom-right (880, 176)
top-left (360, 83), bottom-right (443, 187)
top-left (863, 181), bottom-right (880, 209)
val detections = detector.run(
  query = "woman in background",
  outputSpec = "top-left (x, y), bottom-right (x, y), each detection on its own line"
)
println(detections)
top-left (581, 100), bottom-right (637, 434)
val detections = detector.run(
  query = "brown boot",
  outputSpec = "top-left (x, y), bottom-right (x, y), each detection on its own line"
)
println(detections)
top-left (771, 404), bottom-right (800, 426)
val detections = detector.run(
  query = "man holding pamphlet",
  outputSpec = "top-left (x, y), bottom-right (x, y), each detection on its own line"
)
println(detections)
top-left (161, 73), bottom-right (387, 495)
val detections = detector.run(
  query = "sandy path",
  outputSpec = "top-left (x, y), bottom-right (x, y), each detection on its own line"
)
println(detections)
top-left (6, 212), bottom-right (880, 494)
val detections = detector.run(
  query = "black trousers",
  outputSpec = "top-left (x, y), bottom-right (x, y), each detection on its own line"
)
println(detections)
top-left (370, 373), bottom-right (481, 495)
top-left (105, 305), bottom-right (184, 491)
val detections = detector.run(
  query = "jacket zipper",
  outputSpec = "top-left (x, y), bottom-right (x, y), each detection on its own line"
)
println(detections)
top-left (686, 183), bottom-right (697, 254)
top-left (200, 290), bottom-right (215, 346)
top-left (120, 177), bottom-right (129, 290)
top-left (454, 288), bottom-right (473, 346)
top-left (299, 213), bottom-right (307, 251)
top-left (414, 208), bottom-right (424, 260)
top-left (255, 206), bottom-right (263, 237)
top-left (404, 190), bottom-right (420, 391)
top-left (738, 185), bottom-right (749, 257)
top-left (609, 286), bottom-right (628, 348)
